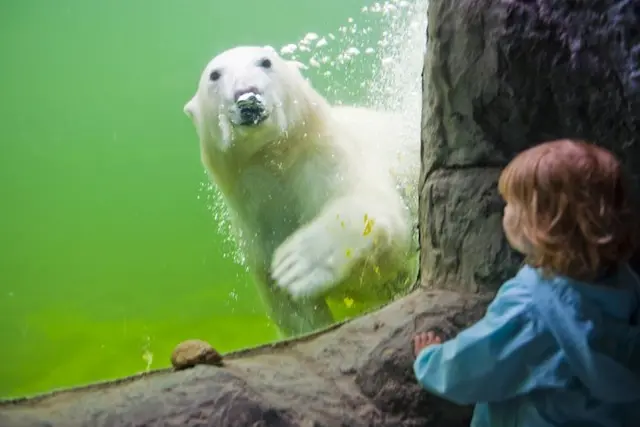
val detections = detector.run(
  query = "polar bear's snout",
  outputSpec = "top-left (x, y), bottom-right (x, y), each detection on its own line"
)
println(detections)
top-left (234, 87), bottom-right (259, 102)
top-left (229, 88), bottom-right (269, 126)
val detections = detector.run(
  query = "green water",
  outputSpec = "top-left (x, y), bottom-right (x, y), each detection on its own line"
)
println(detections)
top-left (0, 0), bottom-right (417, 398)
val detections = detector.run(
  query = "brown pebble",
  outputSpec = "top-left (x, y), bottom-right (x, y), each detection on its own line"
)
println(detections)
top-left (171, 339), bottom-right (223, 370)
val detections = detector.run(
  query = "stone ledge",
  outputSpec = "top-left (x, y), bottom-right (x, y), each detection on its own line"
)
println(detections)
top-left (0, 289), bottom-right (492, 427)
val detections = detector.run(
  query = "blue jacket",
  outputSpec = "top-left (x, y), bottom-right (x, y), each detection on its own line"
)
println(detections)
top-left (413, 264), bottom-right (640, 427)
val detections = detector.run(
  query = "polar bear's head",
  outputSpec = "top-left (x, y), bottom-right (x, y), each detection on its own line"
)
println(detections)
top-left (184, 46), bottom-right (327, 156)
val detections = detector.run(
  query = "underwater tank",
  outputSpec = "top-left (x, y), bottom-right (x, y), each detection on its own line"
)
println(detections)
top-left (0, 0), bottom-right (427, 398)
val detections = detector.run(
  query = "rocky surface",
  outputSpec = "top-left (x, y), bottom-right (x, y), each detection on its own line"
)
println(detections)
top-left (3, 0), bottom-right (640, 425)
top-left (420, 0), bottom-right (640, 291)
top-left (0, 290), bottom-right (490, 427)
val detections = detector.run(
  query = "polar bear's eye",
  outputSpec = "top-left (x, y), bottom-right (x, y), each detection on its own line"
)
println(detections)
top-left (258, 58), bottom-right (272, 69)
top-left (209, 70), bottom-right (221, 81)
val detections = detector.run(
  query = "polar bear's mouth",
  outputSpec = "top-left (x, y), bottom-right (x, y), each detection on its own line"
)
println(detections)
top-left (231, 92), bottom-right (270, 126)
top-left (237, 105), bottom-right (269, 126)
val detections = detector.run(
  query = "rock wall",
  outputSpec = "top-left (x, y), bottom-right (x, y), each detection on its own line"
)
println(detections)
top-left (2, 0), bottom-right (640, 426)
top-left (420, 0), bottom-right (640, 293)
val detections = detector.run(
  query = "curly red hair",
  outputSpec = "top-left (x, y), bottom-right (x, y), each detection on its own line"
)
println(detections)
top-left (498, 139), bottom-right (638, 281)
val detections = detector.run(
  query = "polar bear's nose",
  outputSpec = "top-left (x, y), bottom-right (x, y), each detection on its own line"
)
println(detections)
top-left (234, 87), bottom-right (260, 102)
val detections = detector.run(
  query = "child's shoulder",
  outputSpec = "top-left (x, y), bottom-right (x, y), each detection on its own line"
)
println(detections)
top-left (487, 266), bottom-right (542, 319)
top-left (496, 265), bottom-right (547, 301)
top-left (493, 265), bottom-right (572, 324)
top-left (508, 264), bottom-right (573, 300)
top-left (506, 265), bottom-right (576, 311)
top-left (507, 263), bottom-right (640, 332)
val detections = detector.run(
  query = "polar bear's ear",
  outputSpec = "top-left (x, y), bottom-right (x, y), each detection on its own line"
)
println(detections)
top-left (286, 60), bottom-right (308, 72)
top-left (262, 45), bottom-right (278, 54)
top-left (183, 96), bottom-right (199, 123)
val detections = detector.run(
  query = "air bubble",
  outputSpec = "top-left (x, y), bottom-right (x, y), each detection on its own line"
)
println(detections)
top-left (280, 44), bottom-right (297, 55)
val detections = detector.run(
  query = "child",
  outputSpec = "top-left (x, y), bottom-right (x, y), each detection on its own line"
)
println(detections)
top-left (413, 139), bottom-right (640, 427)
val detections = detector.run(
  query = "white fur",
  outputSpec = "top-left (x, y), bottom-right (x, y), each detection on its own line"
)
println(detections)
top-left (184, 46), bottom-right (420, 337)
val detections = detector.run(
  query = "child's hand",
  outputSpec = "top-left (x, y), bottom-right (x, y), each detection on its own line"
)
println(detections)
top-left (413, 331), bottom-right (442, 357)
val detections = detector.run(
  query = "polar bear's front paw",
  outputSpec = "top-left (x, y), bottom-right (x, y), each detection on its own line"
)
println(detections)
top-left (271, 224), bottom-right (352, 300)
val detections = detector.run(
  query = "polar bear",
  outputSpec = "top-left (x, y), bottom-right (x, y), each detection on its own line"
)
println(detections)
top-left (184, 45), bottom-right (420, 337)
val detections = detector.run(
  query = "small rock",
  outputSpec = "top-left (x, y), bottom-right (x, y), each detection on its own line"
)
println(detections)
top-left (171, 339), bottom-right (223, 370)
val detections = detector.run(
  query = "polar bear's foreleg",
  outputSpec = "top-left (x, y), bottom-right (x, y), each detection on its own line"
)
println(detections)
top-left (270, 188), bottom-right (411, 301)
top-left (253, 272), bottom-right (335, 338)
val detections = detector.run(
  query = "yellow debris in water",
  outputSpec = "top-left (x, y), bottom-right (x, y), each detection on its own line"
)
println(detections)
top-left (362, 214), bottom-right (375, 236)
top-left (344, 297), bottom-right (354, 308)
top-left (373, 265), bottom-right (381, 277)
top-left (345, 248), bottom-right (352, 257)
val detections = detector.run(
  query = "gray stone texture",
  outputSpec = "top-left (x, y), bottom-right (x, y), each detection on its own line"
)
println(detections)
top-left (2, 0), bottom-right (640, 425)
top-left (420, 0), bottom-right (640, 292)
